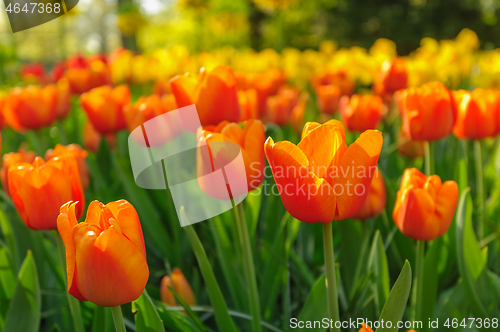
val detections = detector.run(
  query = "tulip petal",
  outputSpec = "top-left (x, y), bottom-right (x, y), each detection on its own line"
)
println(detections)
top-left (396, 188), bottom-right (439, 241)
top-left (435, 181), bottom-right (459, 237)
top-left (265, 138), bottom-right (336, 223)
top-left (169, 74), bottom-right (198, 108)
top-left (74, 225), bottom-right (149, 307)
top-left (334, 130), bottom-right (383, 220)
top-left (57, 201), bottom-right (87, 301)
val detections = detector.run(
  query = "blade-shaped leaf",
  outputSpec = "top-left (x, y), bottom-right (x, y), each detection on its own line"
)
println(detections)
top-left (367, 230), bottom-right (390, 315)
top-left (376, 260), bottom-right (412, 332)
top-left (297, 274), bottom-right (328, 332)
top-left (132, 290), bottom-right (166, 332)
top-left (3, 251), bottom-right (41, 332)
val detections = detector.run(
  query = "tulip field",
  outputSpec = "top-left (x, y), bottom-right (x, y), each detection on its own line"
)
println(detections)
top-left (1, 27), bottom-right (500, 332)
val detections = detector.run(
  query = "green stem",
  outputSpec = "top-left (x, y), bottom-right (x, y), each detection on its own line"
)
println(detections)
top-left (322, 222), bottom-right (340, 332)
top-left (234, 203), bottom-right (262, 332)
top-left (474, 140), bottom-right (485, 240)
top-left (110, 306), bottom-right (126, 332)
top-left (184, 221), bottom-right (238, 332)
top-left (411, 240), bottom-right (425, 322)
top-left (55, 232), bottom-right (85, 332)
top-left (424, 141), bottom-right (433, 176)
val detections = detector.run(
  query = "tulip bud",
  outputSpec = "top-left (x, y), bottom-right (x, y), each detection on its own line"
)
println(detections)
top-left (57, 200), bottom-right (149, 307)
top-left (160, 268), bottom-right (196, 306)
top-left (340, 94), bottom-right (384, 132)
top-left (393, 168), bottom-right (458, 241)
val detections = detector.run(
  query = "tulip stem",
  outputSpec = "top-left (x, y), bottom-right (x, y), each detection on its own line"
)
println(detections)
top-left (424, 141), bottom-right (434, 176)
top-left (55, 232), bottom-right (85, 332)
top-left (111, 306), bottom-right (126, 332)
top-left (233, 203), bottom-right (262, 332)
top-left (411, 240), bottom-right (425, 322)
top-left (474, 140), bottom-right (485, 240)
top-left (322, 222), bottom-right (340, 332)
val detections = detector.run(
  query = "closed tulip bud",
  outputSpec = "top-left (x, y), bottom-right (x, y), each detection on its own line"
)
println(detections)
top-left (352, 167), bottom-right (386, 220)
top-left (45, 144), bottom-right (89, 190)
top-left (8, 156), bottom-right (85, 230)
top-left (374, 57), bottom-right (408, 95)
top-left (265, 120), bottom-right (383, 223)
top-left (199, 119), bottom-right (265, 198)
top-left (160, 268), bottom-right (196, 306)
top-left (452, 89), bottom-right (500, 140)
top-left (358, 323), bottom-right (374, 332)
top-left (170, 66), bottom-right (241, 126)
top-left (393, 168), bottom-right (458, 241)
top-left (340, 94), bottom-right (384, 132)
top-left (1, 147), bottom-right (37, 196)
top-left (400, 81), bottom-right (457, 141)
top-left (55, 78), bottom-right (71, 119)
top-left (81, 85), bottom-right (130, 135)
top-left (238, 89), bottom-right (259, 122)
top-left (290, 92), bottom-right (310, 135)
top-left (57, 200), bottom-right (149, 307)
top-left (316, 85), bottom-right (341, 115)
top-left (4, 86), bottom-right (58, 132)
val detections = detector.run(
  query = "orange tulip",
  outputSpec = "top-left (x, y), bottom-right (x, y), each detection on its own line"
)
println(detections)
top-left (81, 85), bottom-right (130, 134)
top-left (3, 86), bottom-right (57, 131)
top-left (358, 324), bottom-right (374, 332)
top-left (452, 89), bottom-right (500, 140)
top-left (373, 57), bottom-right (408, 96)
top-left (0, 95), bottom-right (6, 130)
top-left (238, 89), bottom-right (259, 121)
top-left (1, 147), bottom-right (37, 196)
top-left (265, 120), bottom-right (383, 223)
top-left (265, 86), bottom-right (299, 126)
top-left (352, 167), bottom-right (386, 220)
top-left (290, 92), bottom-right (310, 135)
top-left (170, 66), bottom-right (241, 126)
top-left (340, 94), bottom-right (384, 132)
top-left (199, 119), bottom-right (265, 198)
top-left (160, 268), bottom-right (196, 306)
top-left (236, 70), bottom-right (286, 116)
top-left (393, 168), bottom-right (458, 241)
top-left (397, 126), bottom-right (425, 159)
top-left (55, 78), bottom-right (71, 119)
top-left (45, 144), bottom-right (89, 190)
top-left (8, 156), bottom-right (85, 230)
top-left (64, 59), bottom-right (112, 94)
top-left (400, 81), bottom-right (457, 141)
top-left (57, 200), bottom-right (149, 307)
top-left (316, 85), bottom-right (341, 115)
top-left (312, 70), bottom-right (354, 96)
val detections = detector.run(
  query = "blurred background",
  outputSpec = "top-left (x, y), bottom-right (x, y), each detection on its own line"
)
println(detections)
top-left (2, 0), bottom-right (500, 64)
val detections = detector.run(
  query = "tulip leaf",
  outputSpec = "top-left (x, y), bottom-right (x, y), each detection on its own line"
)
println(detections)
top-left (157, 308), bottom-right (201, 332)
top-left (182, 208), bottom-right (238, 332)
top-left (367, 230), bottom-right (390, 315)
top-left (0, 246), bottom-right (16, 330)
top-left (245, 186), bottom-right (262, 239)
top-left (375, 260), bottom-right (412, 332)
top-left (455, 188), bottom-right (489, 322)
top-left (168, 286), bottom-right (208, 332)
top-left (297, 274), bottom-right (328, 332)
top-left (91, 306), bottom-right (114, 332)
top-left (419, 237), bottom-right (442, 331)
top-left (132, 289), bottom-right (166, 332)
top-left (3, 250), bottom-right (41, 332)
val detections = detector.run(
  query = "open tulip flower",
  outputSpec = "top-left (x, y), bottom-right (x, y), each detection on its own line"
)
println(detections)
top-left (393, 168), bottom-right (458, 241)
top-left (352, 167), bottom-right (386, 220)
top-left (265, 119), bottom-right (383, 223)
top-left (8, 156), bottom-right (85, 230)
top-left (340, 94), bottom-right (384, 132)
top-left (80, 85), bottom-right (131, 135)
top-left (57, 200), bottom-right (149, 307)
top-left (452, 89), bottom-right (500, 140)
top-left (399, 81), bottom-right (457, 141)
top-left (170, 66), bottom-right (241, 126)
top-left (45, 144), bottom-right (90, 190)
top-left (161, 268), bottom-right (196, 306)
top-left (3, 86), bottom-right (58, 132)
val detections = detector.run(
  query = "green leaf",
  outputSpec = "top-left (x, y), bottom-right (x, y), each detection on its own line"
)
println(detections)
top-left (455, 188), bottom-right (489, 321)
top-left (132, 289), bottom-right (166, 332)
top-left (0, 246), bottom-right (16, 330)
top-left (157, 308), bottom-right (201, 332)
top-left (3, 251), bottom-right (41, 332)
top-left (419, 238), bottom-right (442, 331)
top-left (245, 186), bottom-right (262, 239)
top-left (91, 306), bottom-right (114, 332)
top-left (367, 230), bottom-right (390, 315)
top-left (182, 209), bottom-right (238, 332)
top-left (376, 260), bottom-right (412, 332)
top-left (297, 275), bottom-right (328, 332)
top-left (168, 286), bottom-right (208, 332)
